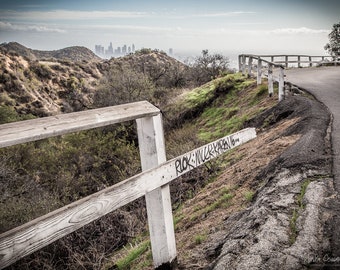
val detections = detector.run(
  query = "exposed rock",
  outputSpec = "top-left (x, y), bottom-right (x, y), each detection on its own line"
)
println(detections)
top-left (207, 95), bottom-right (334, 269)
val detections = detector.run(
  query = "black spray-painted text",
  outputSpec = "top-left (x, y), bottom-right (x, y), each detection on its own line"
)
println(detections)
top-left (175, 135), bottom-right (240, 176)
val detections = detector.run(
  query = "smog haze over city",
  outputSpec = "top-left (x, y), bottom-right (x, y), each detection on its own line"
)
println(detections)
top-left (1, 0), bottom-right (339, 63)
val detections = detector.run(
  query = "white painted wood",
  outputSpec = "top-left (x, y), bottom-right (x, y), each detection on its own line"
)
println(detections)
top-left (242, 55), bottom-right (246, 75)
top-left (248, 57), bottom-right (253, 76)
top-left (0, 101), bottom-right (160, 148)
top-left (257, 59), bottom-right (262, 85)
top-left (238, 55), bottom-right (242, 72)
top-left (279, 67), bottom-right (285, 101)
top-left (0, 127), bottom-right (256, 269)
top-left (268, 64), bottom-right (274, 97)
top-left (136, 114), bottom-right (177, 268)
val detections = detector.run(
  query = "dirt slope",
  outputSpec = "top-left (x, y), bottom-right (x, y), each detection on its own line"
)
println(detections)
top-left (205, 95), bottom-right (333, 269)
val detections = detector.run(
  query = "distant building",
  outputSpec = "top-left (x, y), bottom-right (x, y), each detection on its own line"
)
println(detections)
top-left (115, 46), bottom-right (121, 55)
top-left (95, 45), bottom-right (104, 55)
top-left (107, 42), bottom-right (114, 55)
top-left (169, 48), bottom-right (173, 55)
top-left (132, 44), bottom-right (135, 52)
top-left (122, 44), bottom-right (127, 54)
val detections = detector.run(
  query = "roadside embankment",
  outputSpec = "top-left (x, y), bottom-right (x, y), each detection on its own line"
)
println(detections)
top-left (208, 94), bottom-right (334, 269)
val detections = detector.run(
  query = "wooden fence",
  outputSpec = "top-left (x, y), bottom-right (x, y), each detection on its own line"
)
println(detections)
top-left (238, 54), bottom-right (339, 101)
top-left (0, 101), bottom-right (256, 269)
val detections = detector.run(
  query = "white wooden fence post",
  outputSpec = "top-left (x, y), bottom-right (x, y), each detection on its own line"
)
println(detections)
top-left (278, 67), bottom-right (285, 101)
top-left (238, 55), bottom-right (242, 72)
top-left (242, 55), bottom-right (246, 75)
top-left (248, 56), bottom-right (253, 77)
top-left (136, 114), bottom-right (177, 269)
top-left (268, 64), bottom-right (274, 97)
top-left (257, 58), bottom-right (262, 85)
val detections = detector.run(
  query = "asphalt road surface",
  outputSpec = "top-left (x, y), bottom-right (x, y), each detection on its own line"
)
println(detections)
top-left (285, 66), bottom-right (340, 258)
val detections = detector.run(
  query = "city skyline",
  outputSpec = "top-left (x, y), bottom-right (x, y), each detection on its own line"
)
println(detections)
top-left (0, 0), bottom-right (339, 58)
top-left (94, 42), bottom-right (174, 59)
top-left (95, 42), bottom-right (137, 58)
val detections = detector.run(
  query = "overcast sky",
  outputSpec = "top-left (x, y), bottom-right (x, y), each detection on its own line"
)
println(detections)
top-left (0, 0), bottom-right (339, 57)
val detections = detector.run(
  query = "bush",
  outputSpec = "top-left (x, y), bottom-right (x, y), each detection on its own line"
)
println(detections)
top-left (189, 50), bottom-right (231, 86)
top-left (0, 105), bottom-right (20, 124)
top-left (94, 64), bottom-right (155, 107)
top-left (30, 62), bottom-right (53, 79)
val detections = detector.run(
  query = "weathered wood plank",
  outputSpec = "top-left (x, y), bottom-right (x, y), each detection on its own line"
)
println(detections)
top-left (0, 127), bottom-right (256, 269)
top-left (257, 59), bottom-right (262, 85)
top-left (136, 115), bottom-right (177, 268)
top-left (278, 67), bottom-right (285, 101)
top-left (0, 101), bottom-right (160, 148)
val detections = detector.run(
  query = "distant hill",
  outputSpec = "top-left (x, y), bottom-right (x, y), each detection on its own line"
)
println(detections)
top-left (0, 42), bottom-right (102, 62)
top-left (0, 43), bottom-right (189, 118)
top-left (0, 43), bottom-right (104, 117)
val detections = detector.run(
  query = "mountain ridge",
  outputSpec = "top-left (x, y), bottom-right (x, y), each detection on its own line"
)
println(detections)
top-left (0, 42), bottom-right (102, 62)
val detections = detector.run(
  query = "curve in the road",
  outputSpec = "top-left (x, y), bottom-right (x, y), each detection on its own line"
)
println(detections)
top-left (285, 66), bottom-right (340, 258)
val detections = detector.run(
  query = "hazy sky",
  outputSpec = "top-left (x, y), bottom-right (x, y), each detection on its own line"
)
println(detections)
top-left (0, 0), bottom-right (339, 57)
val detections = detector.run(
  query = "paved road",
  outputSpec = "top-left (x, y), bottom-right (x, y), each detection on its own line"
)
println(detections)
top-left (284, 66), bottom-right (340, 258)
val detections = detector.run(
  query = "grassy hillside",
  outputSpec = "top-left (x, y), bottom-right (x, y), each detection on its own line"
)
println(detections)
top-left (101, 74), bottom-right (280, 269)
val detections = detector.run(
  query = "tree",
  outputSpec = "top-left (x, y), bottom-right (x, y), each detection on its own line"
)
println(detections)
top-left (324, 22), bottom-right (340, 57)
top-left (190, 50), bottom-right (230, 86)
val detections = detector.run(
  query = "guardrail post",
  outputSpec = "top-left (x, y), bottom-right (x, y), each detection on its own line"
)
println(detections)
top-left (279, 67), bottom-right (285, 101)
top-left (241, 55), bottom-right (246, 75)
top-left (136, 114), bottom-right (177, 269)
top-left (268, 64), bottom-right (274, 97)
top-left (248, 56), bottom-right (253, 77)
top-left (298, 56), bottom-right (301, 68)
top-left (309, 56), bottom-right (312, 67)
top-left (285, 56), bottom-right (288, 68)
top-left (257, 58), bottom-right (262, 85)
top-left (238, 55), bottom-right (242, 72)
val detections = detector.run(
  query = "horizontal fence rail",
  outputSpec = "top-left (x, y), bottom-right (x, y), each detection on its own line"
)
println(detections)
top-left (238, 54), bottom-right (339, 102)
top-left (253, 54), bottom-right (339, 68)
top-left (0, 100), bottom-right (159, 148)
top-left (0, 100), bottom-right (256, 269)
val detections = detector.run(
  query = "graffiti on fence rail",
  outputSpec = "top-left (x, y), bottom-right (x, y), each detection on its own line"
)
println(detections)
top-left (175, 135), bottom-right (240, 176)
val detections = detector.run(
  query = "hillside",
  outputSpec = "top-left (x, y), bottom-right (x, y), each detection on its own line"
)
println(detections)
top-left (0, 43), bottom-right (186, 119)
top-left (0, 45), bottom-right (103, 117)
top-left (0, 44), bottom-right (332, 269)
top-left (100, 78), bottom-right (332, 269)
